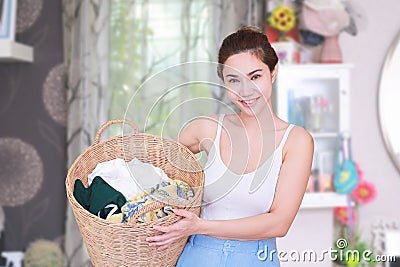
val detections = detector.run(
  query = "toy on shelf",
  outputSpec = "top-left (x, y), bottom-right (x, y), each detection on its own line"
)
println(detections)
top-left (301, 0), bottom-right (350, 63)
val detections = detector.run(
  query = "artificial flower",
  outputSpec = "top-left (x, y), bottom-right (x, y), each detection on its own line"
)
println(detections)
top-left (268, 6), bottom-right (296, 33)
top-left (351, 179), bottom-right (377, 204)
top-left (355, 162), bottom-right (364, 179)
top-left (334, 206), bottom-right (356, 225)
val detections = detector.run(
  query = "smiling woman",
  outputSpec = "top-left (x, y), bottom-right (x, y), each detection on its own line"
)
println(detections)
top-left (146, 26), bottom-right (314, 267)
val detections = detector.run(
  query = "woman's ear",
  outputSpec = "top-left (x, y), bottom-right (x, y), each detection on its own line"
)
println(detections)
top-left (271, 63), bottom-right (279, 83)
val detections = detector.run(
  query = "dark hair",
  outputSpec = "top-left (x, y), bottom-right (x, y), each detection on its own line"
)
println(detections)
top-left (217, 26), bottom-right (278, 79)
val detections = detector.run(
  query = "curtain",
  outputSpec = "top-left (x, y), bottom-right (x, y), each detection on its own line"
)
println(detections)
top-left (62, 0), bottom-right (110, 266)
top-left (63, 1), bottom-right (266, 266)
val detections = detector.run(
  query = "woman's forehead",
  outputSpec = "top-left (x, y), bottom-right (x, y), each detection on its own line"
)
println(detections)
top-left (223, 52), bottom-right (266, 74)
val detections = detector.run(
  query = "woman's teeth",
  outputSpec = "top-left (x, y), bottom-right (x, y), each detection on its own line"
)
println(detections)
top-left (244, 99), bottom-right (255, 104)
top-left (240, 98), bottom-right (258, 106)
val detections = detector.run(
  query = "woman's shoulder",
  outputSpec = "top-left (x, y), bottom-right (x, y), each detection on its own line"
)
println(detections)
top-left (186, 114), bottom-right (222, 136)
top-left (285, 124), bottom-right (314, 153)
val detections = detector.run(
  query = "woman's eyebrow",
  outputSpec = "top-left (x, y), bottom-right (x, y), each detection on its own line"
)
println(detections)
top-left (225, 69), bottom-right (262, 78)
top-left (247, 69), bottom-right (262, 76)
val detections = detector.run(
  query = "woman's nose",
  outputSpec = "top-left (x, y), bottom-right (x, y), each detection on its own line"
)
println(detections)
top-left (238, 78), bottom-right (256, 98)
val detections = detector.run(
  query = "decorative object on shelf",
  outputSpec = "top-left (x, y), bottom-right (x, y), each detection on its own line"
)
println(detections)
top-left (333, 154), bottom-right (378, 266)
top-left (271, 40), bottom-right (300, 64)
top-left (287, 90), bottom-right (304, 127)
top-left (0, 0), bottom-right (18, 40)
top-left (307, 95), bottom-right (331, 132)
top-left (334, 134), bottom-right (358, 195)
top-left (317, 150), bottom-right (335, 192)
top-left (24, 239), bottom-right (64, 267)
top-left (301, 0), bottom-right (350, 63)
top-left (287, 92), bottom-right (332, 131)
top-left (267, 4), bottom-right (297, 42)
top-left (266, 1), bottom-right (302, 64)
top-left (299, 29), bottom-right (324, 46)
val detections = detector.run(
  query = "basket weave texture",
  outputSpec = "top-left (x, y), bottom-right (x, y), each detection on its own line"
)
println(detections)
top-left (65, 120), bottom-right (204, 267)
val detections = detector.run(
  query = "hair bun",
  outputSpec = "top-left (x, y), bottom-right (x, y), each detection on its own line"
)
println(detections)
top-left (237, 26), bottom-right (263, 34)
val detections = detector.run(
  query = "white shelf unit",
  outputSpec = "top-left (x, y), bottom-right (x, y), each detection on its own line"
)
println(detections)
top-left (301, 192), bottom-right (348, 209)
top-left (273, 63), bottom-right (352, 207)
top-left (0, 40), bottom-right (33, 63)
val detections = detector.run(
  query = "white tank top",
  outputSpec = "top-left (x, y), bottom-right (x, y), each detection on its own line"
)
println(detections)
top-left (200, 114), bottom-right (295, 220)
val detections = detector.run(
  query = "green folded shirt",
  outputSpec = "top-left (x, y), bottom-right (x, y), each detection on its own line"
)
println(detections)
top-left (74, 176), bottom-right (127, 219)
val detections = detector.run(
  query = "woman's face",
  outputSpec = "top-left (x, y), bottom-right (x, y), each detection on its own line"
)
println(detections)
top-left (222, 52), bottom-right (277, 117)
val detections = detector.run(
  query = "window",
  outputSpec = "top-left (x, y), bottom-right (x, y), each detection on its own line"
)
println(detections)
top-left (109, 0), bottom-right (215, 139)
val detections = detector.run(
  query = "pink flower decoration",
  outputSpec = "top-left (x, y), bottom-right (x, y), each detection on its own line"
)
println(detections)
top-left (351, 179), bottom-right (377, 204)
top-left (334, 206), bottom-right (356, 225)
top-left (354, 162), bottom-right (364, 179)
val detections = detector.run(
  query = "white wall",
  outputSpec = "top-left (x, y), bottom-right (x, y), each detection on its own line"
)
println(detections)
top-left (340, 0), bottom-right (400, 241)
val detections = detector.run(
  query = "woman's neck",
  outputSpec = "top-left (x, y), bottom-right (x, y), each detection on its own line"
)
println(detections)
top-left (237, 103), bottom-right (276, 131)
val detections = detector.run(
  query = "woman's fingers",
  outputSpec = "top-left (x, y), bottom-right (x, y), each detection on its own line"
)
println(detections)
top-left (172, 208), bottom-right (192, 218)
top-left (149, 238), bottom-right (174, 247)
top-left (157, 245), bottom-right (169, 250)
top-left (146, 232), bottom-right (169, 242)
top-left (153, 224), bottom-right (172, 233)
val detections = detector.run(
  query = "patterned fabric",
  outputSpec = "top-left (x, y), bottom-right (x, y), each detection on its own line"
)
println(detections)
top-left (108, 179), bottom-right (194, 223)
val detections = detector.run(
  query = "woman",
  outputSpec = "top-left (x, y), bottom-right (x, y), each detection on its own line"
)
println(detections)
top-left (146, 26), bottom-right (314, 266)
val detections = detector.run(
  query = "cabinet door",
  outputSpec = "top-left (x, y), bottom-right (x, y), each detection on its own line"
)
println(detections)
top-left (273, 64), bottom-right (351, 134)
top-left (272, 64), bottom-right (352, 191)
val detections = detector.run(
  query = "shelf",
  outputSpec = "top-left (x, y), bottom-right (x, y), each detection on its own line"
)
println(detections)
top-left (280, 63), bottom-right (353, 70)
top-left (311, 132), bottom-right (339, 138)
top-left (0, 40), bottom-right (33, 63)
top-left (300, 192), bottom-right (348, 209)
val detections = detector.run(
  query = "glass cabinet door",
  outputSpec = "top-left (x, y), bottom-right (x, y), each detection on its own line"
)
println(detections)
top-left (273, 64), bottom-right (352, 193)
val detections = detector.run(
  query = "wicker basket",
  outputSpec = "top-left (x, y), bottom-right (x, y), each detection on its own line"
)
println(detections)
top-left (65, 120), bottom-right (204, 267)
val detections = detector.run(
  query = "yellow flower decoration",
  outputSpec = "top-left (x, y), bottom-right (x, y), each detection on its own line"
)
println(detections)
top-left (268, 6), bottom-right (296, 33)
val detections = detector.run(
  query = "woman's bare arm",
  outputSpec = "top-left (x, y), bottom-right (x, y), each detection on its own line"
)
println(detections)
top-left (177, 115), bottom-right (218, 154)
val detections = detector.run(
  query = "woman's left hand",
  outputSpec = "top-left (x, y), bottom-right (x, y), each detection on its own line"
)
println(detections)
top-left (146, 208), bottom-right (204, 250)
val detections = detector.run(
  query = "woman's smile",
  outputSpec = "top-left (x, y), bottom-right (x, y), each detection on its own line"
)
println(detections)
top-left (238, 96), bottom-right (261, 108)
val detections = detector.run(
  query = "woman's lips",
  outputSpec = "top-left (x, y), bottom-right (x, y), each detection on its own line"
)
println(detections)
top-left (239, 97), bottom-right (260, 108)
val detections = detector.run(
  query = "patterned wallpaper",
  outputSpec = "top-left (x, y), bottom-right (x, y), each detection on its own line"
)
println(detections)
top-left (0, 0), bottom-right (66, 252)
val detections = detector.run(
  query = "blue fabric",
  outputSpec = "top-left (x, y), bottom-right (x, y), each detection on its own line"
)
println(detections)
top-left (176, 234), bottom-right (280, 267)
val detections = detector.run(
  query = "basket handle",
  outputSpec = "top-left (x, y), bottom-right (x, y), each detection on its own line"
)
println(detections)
top-left (94, 119), bottom-right (139, 145)
top-left (130, 200), bottom-right (183, 224)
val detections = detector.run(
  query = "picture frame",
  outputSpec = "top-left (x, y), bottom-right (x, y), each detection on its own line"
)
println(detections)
top-left (0, 0), bottom-right (17, 40)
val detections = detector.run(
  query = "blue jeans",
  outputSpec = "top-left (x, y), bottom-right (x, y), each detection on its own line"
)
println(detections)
top-left (176, 234), bottom-right (280, 267)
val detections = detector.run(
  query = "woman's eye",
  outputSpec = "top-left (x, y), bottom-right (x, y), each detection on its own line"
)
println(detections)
top-left (228, 78), bottom-right (239, 83)
top-left (251, 74), bottom-right (261, 80)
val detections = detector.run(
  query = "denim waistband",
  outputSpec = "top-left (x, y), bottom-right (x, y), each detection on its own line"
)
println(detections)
top-left (188, 234), bottom-right (277, 253)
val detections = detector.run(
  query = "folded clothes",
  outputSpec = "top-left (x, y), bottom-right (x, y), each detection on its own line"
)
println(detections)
top-left (108, 179), bottom-right (194, 223)
top-left (88, 157), bottom-right (170, 200)
top-left (74, 176), bottom-right (126, 219)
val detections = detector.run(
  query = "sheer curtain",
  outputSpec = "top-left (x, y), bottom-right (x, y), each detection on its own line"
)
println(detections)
top-left (63, 0), bottom-right (110, 266)
top-left (63, 1), bottom-right (266, 266)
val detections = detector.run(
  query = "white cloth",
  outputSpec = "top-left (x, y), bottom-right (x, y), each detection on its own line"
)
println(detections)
top-left (88, 158), bottom-right (170, 199)
top-left (200, 114), bottom-right (295, 220)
